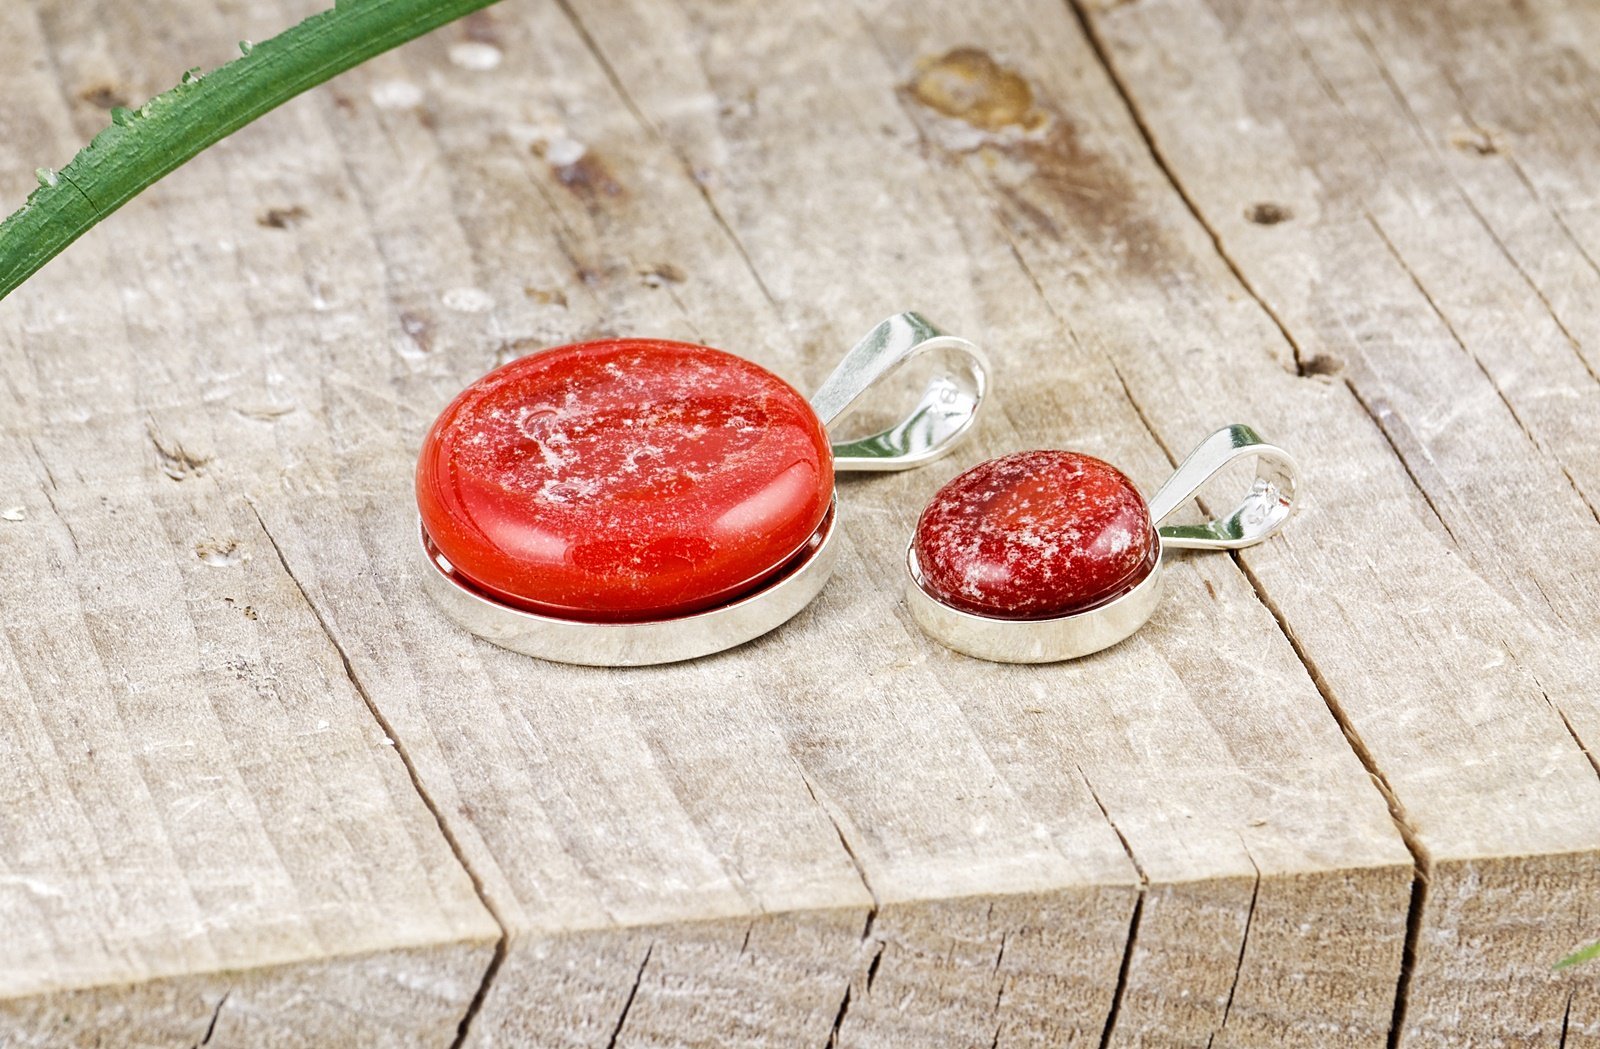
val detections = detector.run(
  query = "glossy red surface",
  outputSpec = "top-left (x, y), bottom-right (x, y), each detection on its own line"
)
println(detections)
top-left (912, 450), bottom-right (1158, 620)
top-left (417, 339), bottom-right (833, 622)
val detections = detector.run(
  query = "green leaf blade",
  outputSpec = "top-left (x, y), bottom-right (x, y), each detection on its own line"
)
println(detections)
top-left (1555, 940), bottom-right (1600, 971)
top-left (0, 0), bottom-right (501, 302)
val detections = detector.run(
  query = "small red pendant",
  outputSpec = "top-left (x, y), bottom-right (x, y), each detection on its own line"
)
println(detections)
top-left (912, 450), bottom-right (1158, 620)
top-left (417, 338), bottom-right (834, 622)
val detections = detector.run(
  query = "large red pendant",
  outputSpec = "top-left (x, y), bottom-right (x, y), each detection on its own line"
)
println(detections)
top-left (912, 450), bottom-right (1158, 620)
top-left (417, 339), bottom-right (834, 622)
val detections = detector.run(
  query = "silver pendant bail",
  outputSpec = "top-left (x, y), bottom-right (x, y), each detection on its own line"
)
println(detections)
top-left (1150, 424), bottom-right (1301, 551)
top-left (809, 311), bottom-right (990, 472)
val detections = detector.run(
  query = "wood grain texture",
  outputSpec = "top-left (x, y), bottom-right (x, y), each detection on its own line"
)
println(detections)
top-left (0, 0), bottom-right (1593, 1045)
top-left (1074, 0), bottom-right (1600, 1042)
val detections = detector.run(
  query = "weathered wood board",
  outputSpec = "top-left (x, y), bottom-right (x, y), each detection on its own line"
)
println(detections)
top-left (0, 0), bottom-right (1596, 1045)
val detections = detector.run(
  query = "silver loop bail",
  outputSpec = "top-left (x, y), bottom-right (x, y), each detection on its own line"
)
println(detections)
top-left (1149, 425), bottom-right (1302, 551)
top-left (809, 312), bottom-right (989, 472)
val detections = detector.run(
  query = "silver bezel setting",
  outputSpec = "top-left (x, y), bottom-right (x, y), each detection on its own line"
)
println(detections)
top-left (905, 544), bottom-right (1166, 664)
top-left (417, 501), bottom-right (840, 667)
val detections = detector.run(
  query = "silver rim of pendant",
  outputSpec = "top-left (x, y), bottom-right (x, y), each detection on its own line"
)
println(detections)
top-left (417, 502), bottom-right (842, 667)
top-left (419, 312), bottom-right (990, 667)
top-left (903, 425), bottom-right (1303, 664)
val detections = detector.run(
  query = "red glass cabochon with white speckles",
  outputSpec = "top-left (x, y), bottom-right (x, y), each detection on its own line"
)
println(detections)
top-left (912, 450), bottom-right (1159, 620)
top-left (416, 338), bottom-right (835, 623)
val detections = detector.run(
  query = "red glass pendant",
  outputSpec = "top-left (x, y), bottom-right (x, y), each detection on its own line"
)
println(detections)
top-left (912, 450), bottom-right (1159, 620)
top-left (414, 312), bottom-right (990, 666)
top-left (904, 427), bottom-right (1302, 664)
top-left (417, 338), bottom-right (834, 622)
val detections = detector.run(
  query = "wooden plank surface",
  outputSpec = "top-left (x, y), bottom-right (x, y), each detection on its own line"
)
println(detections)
top-left (0, 0), bottom-right (1593, 1045)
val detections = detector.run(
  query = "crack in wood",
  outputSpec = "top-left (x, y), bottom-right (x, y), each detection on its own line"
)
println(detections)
top-left (1532, 674), bottom-right (1600, 785)
top-left (1336, 0), bottom-right (1600, 399)
top-left (26, 435), bottom-right (80, 556)
top-left (988, 934), bottom-right (1009, 1047)
top-left (1230, 555), bottom-right (1430, 1049)
top-left (1063, 0), bottom-right (1311, 376)
top-left (1097, 891), bottom-right (1144, 1049)
top-left (825, 985), bottom-right (851, 1049)
top-left (1207, 843), bottom-right (1261, 1047)
top-left (795, 760), bottom-right (880, 940)
top-left (604, 943), bottom-right (653, 1049)
top-left (823, 983), bottom-right (852, 1049)
top-left (448, 939), bottom-right (507, 1049)
top-left (1229, 556), bottom-right (1427, 866)
top-left (1386, 866), bottom-right (1429, 1049)
top-left (552, 0), bottom-right (779, 310)
top-left (1107, 356), bottom-right (1176, 467)
top-left (1555, 462), bottom-right (1600, 532)
top-left (246, 499), bottom-right (510, 1045)
top-left (1077, 764), bottom-right (1147, 883)
top-left (793, 761), bottom-right (884, 1047)
top-left (1077, 764), bottom-right (1147, 1049)
top-left (193, 989), bottom-right (228, 1048)
top-left (1362, 205), bottom-right (1600, 570)
top-left (26, 435), bottom-right (59, 491)
top-left (1340, 379), bottom-right (1460, 548)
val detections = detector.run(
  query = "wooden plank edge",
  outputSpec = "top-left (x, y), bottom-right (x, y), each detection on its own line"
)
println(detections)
top-left (0, 935), bottom-right (499, 1049)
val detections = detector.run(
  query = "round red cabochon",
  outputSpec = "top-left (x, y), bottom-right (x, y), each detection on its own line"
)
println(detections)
top-left (913, 450), bottom-right (1158, 620)
top-left (417, 339), bottom-right (834, 622)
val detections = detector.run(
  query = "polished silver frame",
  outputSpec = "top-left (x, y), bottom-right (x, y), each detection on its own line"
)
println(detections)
top-left (904, 425), bottom-right (1302, 664)
top-left (419, 312), bottom-right (989, 666)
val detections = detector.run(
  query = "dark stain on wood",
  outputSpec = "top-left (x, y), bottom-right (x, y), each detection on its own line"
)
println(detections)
top-left (223, 597), bottom-right (258, 621)
top-left (400, 310), bottom-right (433, 355)
top-left (641, 263), bottom-right (686, 287)
top-left (551, 152), bottom-right (626, 204)
top-left (1245, 202), bottom-right (1293, 225)
top-left (1449, 126), bottom-right (1500, 156)
top-left (1298, 352), bottom-right (1344, 378)
top-left (1019, 125), bottom-right (1170, 275)
top-left (463, 10), bottom-right (501, 45)
top-left (524, 286), bottom-right (569, 307)
top-left (257, 205), bottom-right (308, 230)
top-left (146, 424), bottom-right (211, 481)
top-left (78, 83), bottom-right (128, 109)
top-left (908, 48), bottom-right (1046, 131)
top-left (904, 47), bottom-right (1168, 269)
